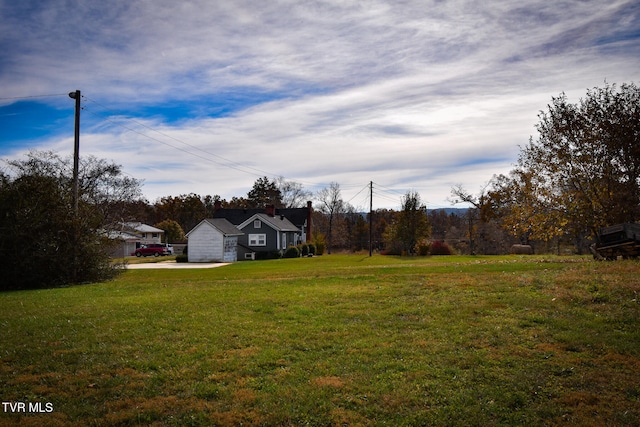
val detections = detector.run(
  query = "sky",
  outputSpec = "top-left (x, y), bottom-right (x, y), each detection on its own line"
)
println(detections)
top-left (1, 1), bottom-right (639, 210)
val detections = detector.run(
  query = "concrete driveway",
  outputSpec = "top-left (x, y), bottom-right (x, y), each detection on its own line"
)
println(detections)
top-left (126, 261), bottom-right (230, 269)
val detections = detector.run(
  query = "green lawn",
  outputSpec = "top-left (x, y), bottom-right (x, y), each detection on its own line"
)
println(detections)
top-left (1, 255), bottom-right (639, 426)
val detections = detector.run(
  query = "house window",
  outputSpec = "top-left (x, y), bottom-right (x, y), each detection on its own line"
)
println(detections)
top-left (249, 234), bottom-right (266, 246)
top-left (254, 220), bottom-right (261, 229)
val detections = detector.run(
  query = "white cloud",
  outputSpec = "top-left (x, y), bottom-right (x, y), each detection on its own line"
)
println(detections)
top-left (1, 0), bottom-right (639, 208)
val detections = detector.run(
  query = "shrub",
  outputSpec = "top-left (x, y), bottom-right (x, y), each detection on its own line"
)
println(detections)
top-left (307, 243), bottom-right (316, 255)
top-left (255, 250), bottom-right (282, 260)
top-left (284, 246), bottom-right (300, 258)
top-left (416, 239), bottom-right (430, 256)
top-left (176, 253), bottom-right (188, 263)
top-left (382, 240), bottom-right (403, 256)
top-left (430, 240), bottom-right (453, 255)
top-left (300, 244), bottom-right (309, 256)
top-left (312, 232), bottom-right (326, 255)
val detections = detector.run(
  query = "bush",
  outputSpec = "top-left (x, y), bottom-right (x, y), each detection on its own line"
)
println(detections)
top-left (176, 253), bottom-right (188, 263)
top-left (284, 246), bottom-right (300, 258)
top-left (416, 239), bottom-right (430, 256)
top-left (307, 243), bottom-right (315, 255)
top-left (255, 250), bottom-right (282, 260)
top-left (300, 243), bottom-right (309, 256)
top-left (382, 240), bottom-right (403, 256)
top-left (430, 240), bottom-right (453, 255)
top-left (312, 232), bottom-right (326, 255)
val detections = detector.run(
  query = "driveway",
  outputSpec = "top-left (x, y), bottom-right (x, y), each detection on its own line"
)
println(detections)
top-left (126, 261), bottom-right (230, 269)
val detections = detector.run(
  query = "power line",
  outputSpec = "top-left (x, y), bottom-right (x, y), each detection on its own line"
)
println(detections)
top-left (0, 93), bottom-right (68, 101)
top-left (82, 95), bottom-right (276, 178)
top-left (81, 108), bottom-right (269, 178)
top-left (3, 92), bottom-right (448, 201)
top-left (345, 182), bottom-right (370, 206)
top-left (81, 95), bottom-right (359, 189)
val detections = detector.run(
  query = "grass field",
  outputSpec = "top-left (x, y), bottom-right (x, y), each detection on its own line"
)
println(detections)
top-left (1, 255), bottom-right (639, 426)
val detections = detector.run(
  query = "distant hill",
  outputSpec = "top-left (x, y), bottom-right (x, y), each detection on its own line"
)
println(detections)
top-left (428, 208), bottom-right (469, 216)
top-left (355, 207), bottom-right (469, 217)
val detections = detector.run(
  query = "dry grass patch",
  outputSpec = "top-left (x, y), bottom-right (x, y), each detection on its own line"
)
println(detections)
top-left (311, 376), bottom-right (345, 388)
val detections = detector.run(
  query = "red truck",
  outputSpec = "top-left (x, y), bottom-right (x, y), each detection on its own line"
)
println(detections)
top-left (133, 244), bottom-right (170, 257)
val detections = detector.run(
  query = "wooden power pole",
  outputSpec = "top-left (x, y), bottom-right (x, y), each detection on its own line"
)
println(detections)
top-left (369, 181), bottom-right (373, 257)
top-left (69, 90), bottom-right (81, 216)
top-left (69, 90), bottom-right (80, 282)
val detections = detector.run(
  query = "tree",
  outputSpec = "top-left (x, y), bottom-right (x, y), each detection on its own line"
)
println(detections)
top-left (247, 176), bottom-right (283, 208)
top-left (385, 191), bottom-right (431, 255)
top-left (77, 156), bottom-right (144, 230)
top-left (275, 176), bottom-right (312, 208)
top-left (450, 184), bottom-right (481, 254)
top-left (154, 219), bottom-right (185, 243)
top-left (226, 196), bottom-right (251, 209)
top-left (316, 182), bottom-right (344, 254)
top-left (349, 213), bottom-right (369, 252)
top-left (450, 181), bottom-right (506, 254)
top-left (371, 209), bottom-right (395, 252)
top-left (494, 83), bottom-right (640, 247)
top-left (155, 194), bottom-right (207, 232)
top-left (0, 151), bottom-right (143, 290)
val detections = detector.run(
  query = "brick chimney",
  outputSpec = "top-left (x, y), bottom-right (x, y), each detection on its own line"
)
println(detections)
top-left (306, 201), bottom-right (312, 242)
top-left (265, 204), bottom-right (276, 217)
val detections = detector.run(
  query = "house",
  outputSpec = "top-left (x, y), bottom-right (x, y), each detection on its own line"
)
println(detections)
top-left (212, 201), bottom-right (313, 244)
top-left (123, 222), bottom-right (164, 244)
top-left (104, 222), bottom-right (165, 257)
top-left (235, 213), bottom-right (300, 259)
top-left (186, 218), bottom-right (243, 262)
top-left (104, 229), bottom-right (143, 258)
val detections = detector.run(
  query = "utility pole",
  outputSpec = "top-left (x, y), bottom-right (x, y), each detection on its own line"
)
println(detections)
top-left (69, 90), bottom-right (81, 216)
top-left (369, 181), bottom-right (373, 257)
top-left (69, 90), bottom-right (80, 283)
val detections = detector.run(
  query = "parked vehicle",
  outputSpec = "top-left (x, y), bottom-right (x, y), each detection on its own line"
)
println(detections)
top-left (164, 244), bottom-right (174, 255)
top-left (592, 223), bottom-right (640, 260)
top-left (133, 244), bottom-right (170, 257)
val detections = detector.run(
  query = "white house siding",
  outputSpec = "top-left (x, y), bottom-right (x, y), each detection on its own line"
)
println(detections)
top-left (188, 222), bottom-right (225, 262)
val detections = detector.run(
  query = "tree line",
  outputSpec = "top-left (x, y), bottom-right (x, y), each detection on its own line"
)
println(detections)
top-left (452, 82), bottom-right (640, 254)
top-left (1, 82), bottom-right (638, 289)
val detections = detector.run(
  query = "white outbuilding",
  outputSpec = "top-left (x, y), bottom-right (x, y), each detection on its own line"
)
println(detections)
top-left (186, 218), bottom-right (244, 263)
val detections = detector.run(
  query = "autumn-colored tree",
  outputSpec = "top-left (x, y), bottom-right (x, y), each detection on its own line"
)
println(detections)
top-left (449, 183), bottom-right (493, 254)
top-left (154, 219), bottom-right (185, 243)
top-left (492, 83), bottom-right (640, 247)
top-left (385, 191), bottom-right (431, 255)
top-left (349, 213), bottom-right (370, 251)
top-left (155, 194), bottom-right (207, 232)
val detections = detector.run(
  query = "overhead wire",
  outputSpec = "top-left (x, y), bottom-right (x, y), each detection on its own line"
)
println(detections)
top-left (344, 182), bottom-right (370, 206)
top-left (81, 94), bottom-right (365, 190)
top-left (0, 93), bottom-right (69, 101)
top-left (80, 107), bottom-right (270, 178)
top-left (4, 93), bottom-right (446, 206)
top-left (82, 95), bottom-right (278, 179)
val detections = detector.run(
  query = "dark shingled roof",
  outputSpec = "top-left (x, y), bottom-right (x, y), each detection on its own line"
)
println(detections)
top-left (212, 206), bottom-right (310, 228)
top-left (239, 213), bottom-right (300, 232)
